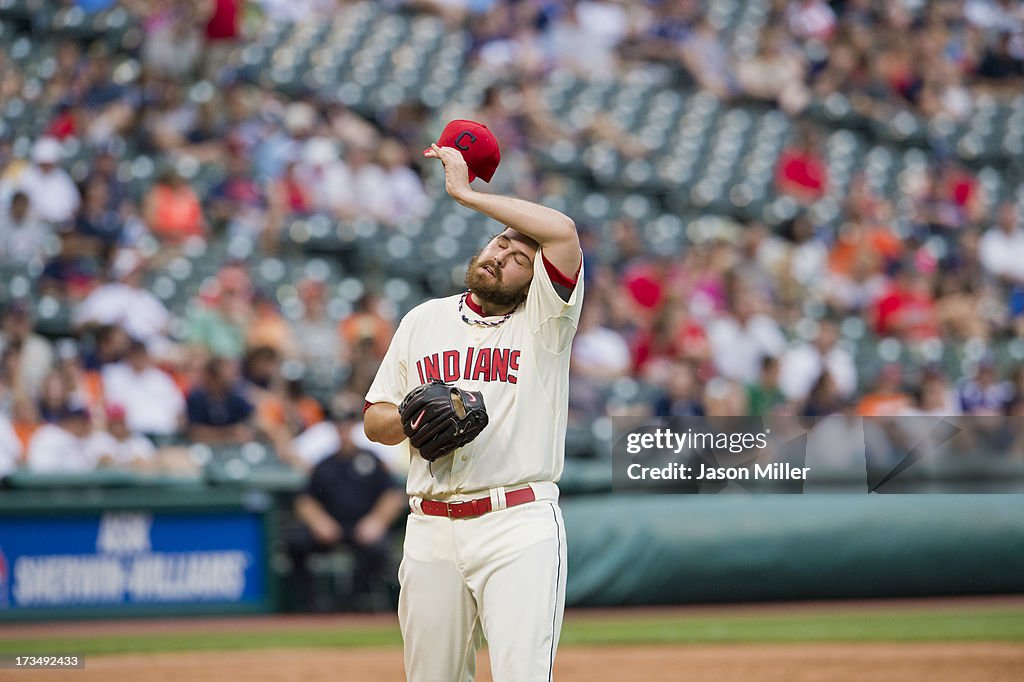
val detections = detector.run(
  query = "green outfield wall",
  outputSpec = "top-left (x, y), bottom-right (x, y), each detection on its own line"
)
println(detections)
top-left (2, 480), bottom-right (1022, 617)
top-left (561, 495), bottom-right (1024, 606)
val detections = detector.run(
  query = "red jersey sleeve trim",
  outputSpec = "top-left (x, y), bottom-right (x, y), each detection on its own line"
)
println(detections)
top-left (542, 253), bottom-right (580, 290)
top-left (363, 401), bottom-right (374, 414)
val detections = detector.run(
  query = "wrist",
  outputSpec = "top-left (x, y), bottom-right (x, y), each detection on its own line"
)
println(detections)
top-left (452, 186), bottom-right (476, 206)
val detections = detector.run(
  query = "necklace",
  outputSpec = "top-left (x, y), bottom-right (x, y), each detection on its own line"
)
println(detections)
top-left (459, 292), bottom-right (515, 327)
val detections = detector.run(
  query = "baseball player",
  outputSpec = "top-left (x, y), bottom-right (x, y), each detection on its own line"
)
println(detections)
top-left (364, 120), bottom-right (583, 681)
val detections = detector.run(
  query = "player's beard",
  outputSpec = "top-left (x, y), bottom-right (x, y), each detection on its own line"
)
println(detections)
top-left (464, 256), bottom-right (530, 310)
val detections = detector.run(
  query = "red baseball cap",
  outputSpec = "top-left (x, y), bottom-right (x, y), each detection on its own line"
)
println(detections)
top-left (430, 120), bottom-right (501, 183)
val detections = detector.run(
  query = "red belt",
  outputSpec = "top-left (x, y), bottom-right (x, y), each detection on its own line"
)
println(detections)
top-left (419, 487), bottom-right (536, 519)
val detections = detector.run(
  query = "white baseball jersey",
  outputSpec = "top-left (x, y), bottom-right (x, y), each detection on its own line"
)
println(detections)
top-left (366, 248), bottom-right (584, 498)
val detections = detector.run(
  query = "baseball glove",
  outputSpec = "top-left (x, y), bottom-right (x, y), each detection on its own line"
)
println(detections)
top-left (399, 379), bottom-right (488, 462)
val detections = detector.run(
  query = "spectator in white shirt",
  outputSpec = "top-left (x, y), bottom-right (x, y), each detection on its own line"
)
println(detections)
top-left (296, 137), bottom-right (359, 218)
top-left (6, 137), bottom-right (81, 224)
top-left (572, 304), bottom-right (632, 382)
top-left (0, 191), bottom-right (53, 263)
top-left (93, 404), bottom-right (196, 474)
top-left (257, 0), bottom-right (339, 23)
top-left (546, 2), bottom-right (621, 75)
top-left (74, 250), bottom-right (171, 348)
top-left (0, 302), bottom-right (54, 400)
top-left (347, 142), bottom-right (392, 224)
top-left (965, 0), bottom-right (1024, 34)
top-left (979, 203), bottom-right (1024, 283)
top-left (570, 303), bottom-right (633, 418)
top-left (773, 210), bottom-right (828, 291)
top-left (378, 139), bottom-right (430, 223)
top-left (0, 412), bottom-right (21, 478)
top-left (27, 404), bottom-right (104, 473)
top-left (89, 404), bottom-right (157, 469)
top-left (707, 287), bottom-right (787, 385)
top-left (901, 371), bottom-right (960, 417)
top-left (786, 0), bottom-right (837, 43)
top-left (779, 320), bottom-right (858, 402)
top-left (101, 340), bottom-right (185, 437)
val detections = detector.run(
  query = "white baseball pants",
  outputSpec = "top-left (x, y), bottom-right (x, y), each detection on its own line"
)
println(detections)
top-left (399, 483), bottom-right (567, 682)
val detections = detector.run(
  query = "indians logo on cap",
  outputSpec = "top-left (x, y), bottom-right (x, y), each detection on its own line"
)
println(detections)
top-left (433, 120), bottom-right (501, 183)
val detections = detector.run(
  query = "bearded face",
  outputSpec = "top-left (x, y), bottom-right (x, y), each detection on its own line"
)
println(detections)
top-left (464, 255), bottom-right (531, 309)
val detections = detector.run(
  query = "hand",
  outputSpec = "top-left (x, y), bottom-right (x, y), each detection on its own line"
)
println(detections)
top-left (424, 143), bottom-right (472, 203)
top-left (353, 516), bottom-right (387, 546)
top-left (311, 517), bottom-right (343, 545)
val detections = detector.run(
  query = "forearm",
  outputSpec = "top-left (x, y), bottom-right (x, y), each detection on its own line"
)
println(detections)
top-left (363, 403), bottom-right (406, 446)
top-left (456, 190), bottom-right (576, 248)
top-left (188, 424), bottom-right (226, 443)
top-left (188, 423), bottom-right (251, 444)
top-left (367, 489), bottom-right (408, 525)
top-left (427, 141), bottom-right (581, 272)
top-left (295, 495), bottom-right (336, 530)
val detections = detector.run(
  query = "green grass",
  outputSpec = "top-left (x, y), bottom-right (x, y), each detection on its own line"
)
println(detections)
top-left (559, 609), bottom-right (1024, 646)
top-left (2, 607), bottom-right (1022, 656)
top-left (0, 627), bottom-right (403, 656)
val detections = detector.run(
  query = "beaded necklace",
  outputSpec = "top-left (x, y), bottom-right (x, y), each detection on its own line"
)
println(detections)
top-left (459, 291), bottom-right (515, 327)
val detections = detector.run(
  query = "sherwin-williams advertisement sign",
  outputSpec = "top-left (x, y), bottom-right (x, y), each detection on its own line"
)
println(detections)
top-left (0, 512), bottom-right (265, 612)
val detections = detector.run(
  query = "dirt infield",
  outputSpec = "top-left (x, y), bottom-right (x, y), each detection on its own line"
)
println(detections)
top-left (2, 598), bottom-right (1021, 681)
top-left (4, 642), bottom-right (1022, 682)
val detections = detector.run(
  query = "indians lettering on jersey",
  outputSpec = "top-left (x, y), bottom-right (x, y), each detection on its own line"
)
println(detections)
top-left (415, 347), bottom-right (521, 384)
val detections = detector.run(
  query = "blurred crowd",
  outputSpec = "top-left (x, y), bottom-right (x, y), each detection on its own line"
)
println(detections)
top-left (1, 0), bottom-right (1024, 480)
top-left (455, 0), bottom-right (1024, 117)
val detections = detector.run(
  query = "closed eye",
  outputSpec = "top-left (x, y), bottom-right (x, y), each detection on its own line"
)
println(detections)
top-left (496, 237), bottom-right (531, 268)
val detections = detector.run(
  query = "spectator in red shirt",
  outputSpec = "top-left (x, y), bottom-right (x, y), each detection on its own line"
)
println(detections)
top-left (202, 0), bottom-right (242, 81)
top-left (619, 256), bottom-right (672, 328)
top-left (631, 302), bottom-right (709, 380)
top-left (47, 102), bottom-right (78, 140)
top-left (874, 264), bottom-right (940, 341)
top-left (143, 170), bottom-right (206, 244)
top-left (776, 125), bottom-right (828, 205)
top-left (937, 163), bottom-right (987, 227)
